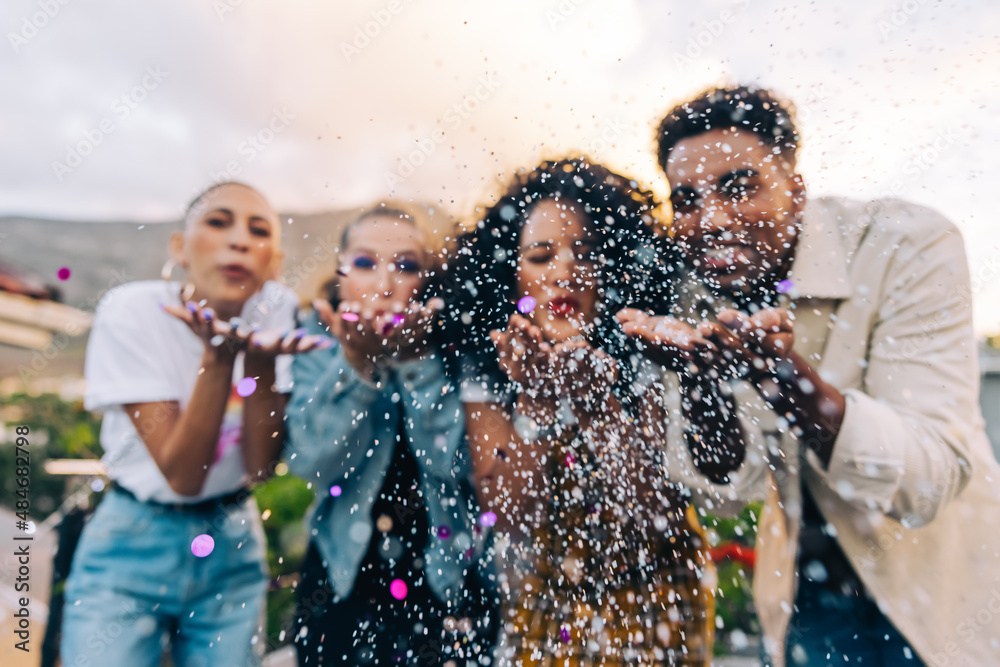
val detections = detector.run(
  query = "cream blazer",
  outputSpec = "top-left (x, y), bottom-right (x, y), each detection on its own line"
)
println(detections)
top-left (663, 197), bottom-right (1000, 667)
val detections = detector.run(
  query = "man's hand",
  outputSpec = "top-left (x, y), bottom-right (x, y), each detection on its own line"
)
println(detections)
top-left (616, 308), bottom-right (701, 371)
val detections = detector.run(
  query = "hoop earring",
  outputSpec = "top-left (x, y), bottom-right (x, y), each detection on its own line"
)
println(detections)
top-left (161, 258), bottom-right (178, 281)
top-left (161, 259), bottom-right (195, 302)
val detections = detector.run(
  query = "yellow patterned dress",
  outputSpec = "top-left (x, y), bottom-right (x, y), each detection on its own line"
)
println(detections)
top-left (495, 426), bottom-right (715, 666)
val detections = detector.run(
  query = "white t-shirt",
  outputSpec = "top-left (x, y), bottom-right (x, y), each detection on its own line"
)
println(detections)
top-left (84, 280), bottom-right (297, 503)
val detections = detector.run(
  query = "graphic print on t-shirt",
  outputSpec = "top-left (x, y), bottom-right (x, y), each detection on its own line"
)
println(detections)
top-left (214, 383), bottom-right (243, 464)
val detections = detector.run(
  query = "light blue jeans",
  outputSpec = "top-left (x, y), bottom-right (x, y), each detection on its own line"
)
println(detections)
top-left (61, 487), bottom-right (268, 667)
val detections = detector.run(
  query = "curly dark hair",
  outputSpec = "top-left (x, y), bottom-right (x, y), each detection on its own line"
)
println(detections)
top-left (437, 157), bottom-right (679, 408)
top-left (655, 85), bottom-right (800, 172)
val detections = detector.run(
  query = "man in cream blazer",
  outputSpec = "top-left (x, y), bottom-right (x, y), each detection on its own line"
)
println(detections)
top-left (620, 85), bottom-right (1000, 666)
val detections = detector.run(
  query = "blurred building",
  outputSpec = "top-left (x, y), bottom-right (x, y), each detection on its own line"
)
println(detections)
top-left (0, 260), bottom-right (91, 352)
top-left (979, 340), bottom-right (1000, 462)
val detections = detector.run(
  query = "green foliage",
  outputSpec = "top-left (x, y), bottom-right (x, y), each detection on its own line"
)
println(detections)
top-left (253, 471), bottom-right (314, 643)
top-left (701, 501), bottom-right (763, 655)
top-left (0, 392), bottom-right (102, 518)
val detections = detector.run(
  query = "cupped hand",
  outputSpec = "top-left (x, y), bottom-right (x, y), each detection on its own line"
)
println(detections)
top-left (616, 308), bottom-right (702, 371)
top-left (490, 313), bottom-right (553, 392)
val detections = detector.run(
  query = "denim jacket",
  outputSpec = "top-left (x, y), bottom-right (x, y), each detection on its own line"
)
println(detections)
top-left (285, 315), bottom-right (484, 606)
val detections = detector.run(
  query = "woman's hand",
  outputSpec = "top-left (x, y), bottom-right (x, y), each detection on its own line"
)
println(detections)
top-left (246, 327), bottom-right (333, 359)
top-left (164, 301), bottom-right (251, 363)
top-left (550, 339), bottom-right (618, 406)
top-left (490, 314), bottom-right (553, 394)
top-left (314, 299), bottom-right (385, 378)
top-left (376, 297), bottom-right (444, 362)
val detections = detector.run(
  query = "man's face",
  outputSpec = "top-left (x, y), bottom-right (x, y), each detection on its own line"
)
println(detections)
top-left (665, 128), bottom-right (805, 296)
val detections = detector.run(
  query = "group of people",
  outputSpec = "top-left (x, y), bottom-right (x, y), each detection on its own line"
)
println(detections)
top-left (58, 85), bottom-right (1000, 667)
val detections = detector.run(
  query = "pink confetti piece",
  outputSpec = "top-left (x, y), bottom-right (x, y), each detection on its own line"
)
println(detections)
top-left (516, 296), bottom-right (536, 314)
top-left (479, 511), bottom-right (497, 528)
top-left (236, 377), bottom-right (257, 397)
top-left (341, 312), bottom-right (360, 322)
top-left (392, 313), bottom-right (406, 326)
top-left (390, 578), bottom-right (408, 600)
top-left (437, 526), bottom-right (451, 539)
top-left (330, 485), bottom-right (342, 497)
top-left (191, 534), bottom-right (215, 557)
top-left (57, 267), bottom-right (71, 281)
top-left (776, 279), bottom-right (794, 294)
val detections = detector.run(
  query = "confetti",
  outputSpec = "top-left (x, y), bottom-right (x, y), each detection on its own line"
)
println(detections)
top-left (329, 485), bottom-right (342, 497)
top-left (479, 511), bottom-right (497, 528)
top-left (57, 267), bottom-right (71, 281)
top-left (390, 579), bottom-right (408, 600)
top-left (560, 626), bottom-right (571, 643)
top-left (236, 377), bottom-right (257, 397)
top-left (437, 525), bottom-right (451, 539)
top-left (392, 313), bottom-right (406, 326)
top-left (342, 312), bottom-right (360, 322)
top-left (776, 279), bottom-right (794, 294)
top-left (516, 296), bottom-right (536, 314)
top-left (191, 534), bottom-right (215, 557)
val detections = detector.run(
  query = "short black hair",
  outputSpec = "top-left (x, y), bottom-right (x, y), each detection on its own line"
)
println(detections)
top-left (439, 157), bottom-right (679, 406)
top-left (656, 85), bottom-right (800, 172)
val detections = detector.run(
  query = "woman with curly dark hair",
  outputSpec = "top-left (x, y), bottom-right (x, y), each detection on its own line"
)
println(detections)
top-left (442, 157), bottom-right (725, 665)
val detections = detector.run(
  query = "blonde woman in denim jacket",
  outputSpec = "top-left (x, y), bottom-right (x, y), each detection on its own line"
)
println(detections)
top-left (285, 203), bottom-right (497, 666)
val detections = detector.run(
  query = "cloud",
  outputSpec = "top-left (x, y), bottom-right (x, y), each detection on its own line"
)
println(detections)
top-left (2, 0), bottom-right (999, 329)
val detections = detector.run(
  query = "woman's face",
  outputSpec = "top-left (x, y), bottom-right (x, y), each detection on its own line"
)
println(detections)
top-left (170, 183), bottom-right (282, 318)
top-left (516, 198), bottom-right (599, 343)
top-left (337, 214), bottom-right (427, 315)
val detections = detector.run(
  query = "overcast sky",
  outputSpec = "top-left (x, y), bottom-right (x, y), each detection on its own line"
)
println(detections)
top-left (3, 0), bottom-right (999, 329)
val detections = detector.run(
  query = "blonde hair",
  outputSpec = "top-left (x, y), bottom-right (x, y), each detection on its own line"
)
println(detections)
top-left (320, 200), bottom-right (458, 304)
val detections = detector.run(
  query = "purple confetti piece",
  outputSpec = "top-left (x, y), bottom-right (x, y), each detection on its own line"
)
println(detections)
top-left (57, 267), bottom-right (71, 281)
top-left (776, 279), bottom-right (794, 294)
top-left (479, 511), bottom-right (497, 528)
top-left (191, 534), bottom-right (215, 557)
top-left (330, 485), bottom-right (342, 497)
top-left (516, 296), bottom-right (536, 314)
top-left (236, 377), bottom-right (257, 397)
top-left (437, 525), bottom-right (451, 539)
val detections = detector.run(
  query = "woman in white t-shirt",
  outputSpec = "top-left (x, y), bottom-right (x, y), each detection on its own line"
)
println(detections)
top-left (61, 182), bottom-right (328, 667)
